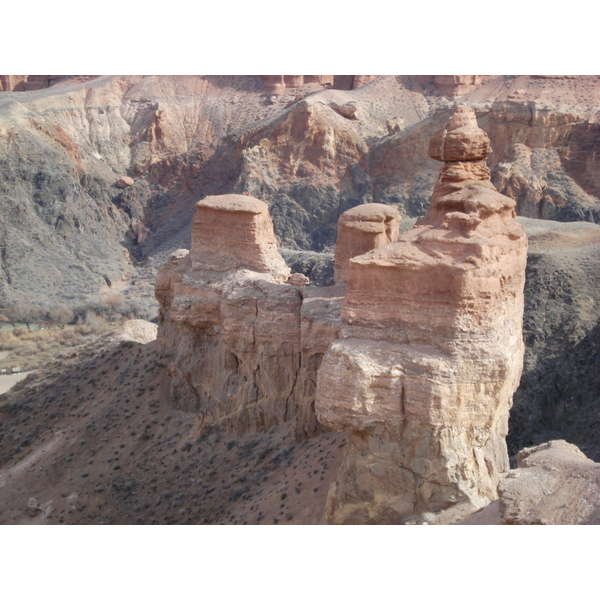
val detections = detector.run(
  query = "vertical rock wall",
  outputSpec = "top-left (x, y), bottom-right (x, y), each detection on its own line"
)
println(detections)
top-left (315, 105), bottom-right (528, 524)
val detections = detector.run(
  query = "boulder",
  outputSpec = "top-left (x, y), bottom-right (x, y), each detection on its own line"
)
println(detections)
top-left (116, 176), bottom-right (135, 188)
top-left (462, 440), bottom-right (600, 524)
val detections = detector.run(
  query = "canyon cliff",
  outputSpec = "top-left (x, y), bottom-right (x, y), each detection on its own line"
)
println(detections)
top-left (316, 105), bottom-right (527, 523)
top-left (1, 75), bottom-right (598, 314)
top-left (156, 106), bottom-right (528, 524)
top-left (1, 75), bottom-right (600, 526)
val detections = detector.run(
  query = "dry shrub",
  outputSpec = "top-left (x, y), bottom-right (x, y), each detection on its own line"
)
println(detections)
top-left (0, 322), bottom-right (113, 372)
top-left (0, 330), bottom-right (19, 350)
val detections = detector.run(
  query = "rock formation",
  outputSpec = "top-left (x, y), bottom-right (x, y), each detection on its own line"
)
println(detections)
top-left (352, 76), bottom-right (379, 89)
top-left (315, 105), bottom-right (528, 524)
top-left (333, 203), bottom-right (401, 284)
top-left (190, 195), bottom-right (290, 279)
top-left (0, 75), bottom-right (94, 92)
top-left (462, 440), bottom-right (600, 524)
top-left (261, 75), bottom-right (335, 93)
top-left (416, 76), bottom-right (490, 97)
top-left (156, 194), bottom-right (341, 437)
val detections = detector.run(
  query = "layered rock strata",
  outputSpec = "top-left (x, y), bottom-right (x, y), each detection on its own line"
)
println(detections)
top-left (315, 105), bottom-right (528, 524)
top-left (190, 194), bottom-right (290, 278)
top-left (156, 194), bottom-right (342, 437)
top-left (333, 203), bottom-right (401, 284)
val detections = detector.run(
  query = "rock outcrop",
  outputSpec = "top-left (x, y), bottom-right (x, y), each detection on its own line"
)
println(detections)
top-left (190, 194), bottom-right (290, 279)
top-left (156, 194), bottom-right (341, 437)
top-left (315, 105), bottom-right (528, 524)
top-left (333, 203), bottom-right (401, 284)
top-left (261, 75), bottom-right (335, 93)
top-left (462, 440), bottom-right (600, 524)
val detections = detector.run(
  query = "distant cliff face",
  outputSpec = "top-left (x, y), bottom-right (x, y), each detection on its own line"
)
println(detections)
top-left (1, 75), bottom-right (599, 313)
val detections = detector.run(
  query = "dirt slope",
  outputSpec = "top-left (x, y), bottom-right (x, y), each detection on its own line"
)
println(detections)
top-left (0, 324), bottom-right (346, 524)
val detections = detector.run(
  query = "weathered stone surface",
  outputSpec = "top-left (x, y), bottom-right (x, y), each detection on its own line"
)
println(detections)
top-left (333, 203), bottom-right (401, 284)
top-left (316, 105), bottom-right (528, 524)
top-left (156, 196), bottom-right (340, 437)
top-left (260, 75), bottom-right (334, 93)
top-left (116, 176), bottom-right (135, 188)
top-left (352, 76), bottom-right (379, 89)
top-left (462, 440), bottom-right (600, 524)
top-left (428, 104), bottom-right (492, 163)
top-left (501, 440), bottom-right (600, 524)
top-left (416, 76), bottom-right (490, 97)
top-left (190, 194), bottom-right (290, 281)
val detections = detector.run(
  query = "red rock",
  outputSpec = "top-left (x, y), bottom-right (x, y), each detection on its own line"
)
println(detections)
top-left (315, 105), bottom-right (528, 524)
top-left (333, 203), bottom-right (401, 284)
top-left (190, 194), bottom-right (290, 280)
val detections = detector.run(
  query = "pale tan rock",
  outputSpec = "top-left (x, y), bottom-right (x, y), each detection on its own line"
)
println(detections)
top-left (316, 105), bottom-right (528, 524)
top-left (156, 200), bottom-right (339, 437)
top-left (190, 194), bottom-right (290, 282)
top-left (416, 76), bottom-right (490, 97)
top-left (131, 219), bottom-right (148, 244)
top-left (117, 319), bottom-right (158, 344)
top-left (284, 75), bottom-right (304, 88)
top-left (333, 203), bottom-right (401, 284)
top-left (287, 273), bottom-right (310, 286)
top-left (500, 440), bottom-right (600, 525)
top-left (330, 102), bottom-right (358, 120)
top-left (116, 176), bottom-right (135, 188)
top-left (462, 440), bottom-right (600, 525)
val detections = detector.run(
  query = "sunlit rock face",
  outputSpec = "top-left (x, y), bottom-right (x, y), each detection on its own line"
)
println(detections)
top-left (333, 203), bottom-right (401, 284)
top-left (316, 105), bottom-right (528, 524)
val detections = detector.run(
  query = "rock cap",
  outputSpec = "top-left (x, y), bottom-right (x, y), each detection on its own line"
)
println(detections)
top-left (428, 104), bottom-right (491, 163)
top-left (196, 194), bottom-right (267, 215)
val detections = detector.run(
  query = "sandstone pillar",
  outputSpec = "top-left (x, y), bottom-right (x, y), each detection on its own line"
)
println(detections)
top-left (315, 105), bottom-right (528, 524)
top-left (333, 203), bottom-right (401, 284)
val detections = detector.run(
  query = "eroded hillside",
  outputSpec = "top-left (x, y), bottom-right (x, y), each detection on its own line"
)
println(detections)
top-left (1, 75), bottom-right (599, 314)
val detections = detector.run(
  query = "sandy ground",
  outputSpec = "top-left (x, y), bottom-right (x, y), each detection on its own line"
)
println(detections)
top-left (0, 372), bottom-right (32, 395)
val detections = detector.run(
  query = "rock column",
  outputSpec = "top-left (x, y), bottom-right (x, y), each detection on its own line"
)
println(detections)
top-left (315, 105), bottom-right (528, 524)
top-left (333, 203), bottom-right (401, 284)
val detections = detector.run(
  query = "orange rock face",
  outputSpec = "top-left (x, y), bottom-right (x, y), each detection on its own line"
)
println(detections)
top-left (333, 203), bottom-right (401, 284)
top-left (315, 105), bottom-right (528, 524)
top-left (190, 194), bottom-right (290, 280)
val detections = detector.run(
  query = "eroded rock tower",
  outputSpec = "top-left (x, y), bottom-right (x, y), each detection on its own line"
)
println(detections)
top-left (315, 105), bottom-right (528, 524)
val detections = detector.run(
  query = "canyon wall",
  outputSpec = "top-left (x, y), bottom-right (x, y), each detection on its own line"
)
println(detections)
top-left (157, 106), bottom-right (528, 524)
top-left (1, 75), bottom-right (598, 312)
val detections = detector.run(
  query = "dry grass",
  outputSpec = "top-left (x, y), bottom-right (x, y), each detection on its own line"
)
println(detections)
top-left (0, 323), bottom-right (112, 372)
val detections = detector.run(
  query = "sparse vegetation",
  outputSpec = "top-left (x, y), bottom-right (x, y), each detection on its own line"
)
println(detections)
top-left (0, 324), bottom-right (109, 372)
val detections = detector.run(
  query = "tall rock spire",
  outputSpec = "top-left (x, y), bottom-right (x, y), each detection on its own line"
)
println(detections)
top-left (315, 105), bottom-right (528, 524)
